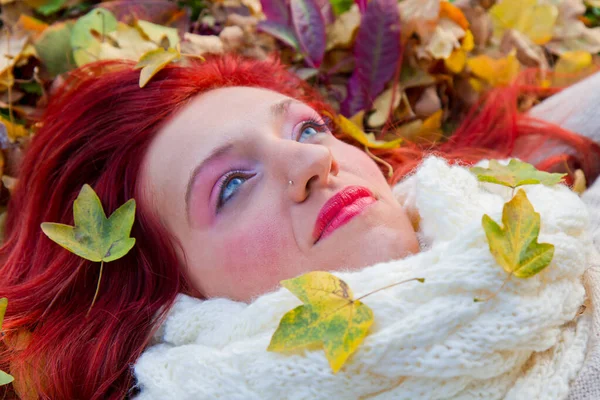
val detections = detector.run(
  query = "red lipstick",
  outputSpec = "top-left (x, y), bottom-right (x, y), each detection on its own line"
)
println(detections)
top-left (313, 186), bottom-right (376, 244)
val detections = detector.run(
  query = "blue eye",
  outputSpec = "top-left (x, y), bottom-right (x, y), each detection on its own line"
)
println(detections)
top-left (299, 126), bottom-right (319, 142)
top-left (217, 173), bottom-right (247, 210)
top-left (297, 116), bottom-right (331, 142)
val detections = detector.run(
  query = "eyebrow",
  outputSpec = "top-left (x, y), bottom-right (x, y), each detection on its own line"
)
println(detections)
top-left (184, 98), bottom-right (301, 223)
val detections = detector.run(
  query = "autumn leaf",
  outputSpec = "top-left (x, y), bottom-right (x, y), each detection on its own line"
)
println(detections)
top-left (334, 113), bottom-right (403, 149)
top-left (489, 0), bottom-right (558, 45)
top-left (41, 184), bottom-right (136, 314)
top-left (70, 8), bottom-right (119, 66)
top-left (0, 298), bottom-right (14, 386)
top-left (470, 159), bottom-right (566, 188)
top-left (267, 271), bottom-right (374, 373)
top-left (135, 47), bottom-right (181, 88)
top-left (467, 51), bottom-right (521, 89)
top-left (482, 189), bottom-right (555, 278)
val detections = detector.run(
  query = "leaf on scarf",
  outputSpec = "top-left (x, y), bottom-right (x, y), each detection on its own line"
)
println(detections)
top-left (470, 159), bottom-right (566, 188)
top-left (0, 298), bottom-right (14, 386)
top-left (41, 184), bottom-right (136, 313)
top-left (290, 0), bottom-right (327, 67)
top-left (135, 47), bottom-right (181, 88)
top-left (340, 0), bottom-right (401, 117)
top-left (482, 189), bottom-right (554, 278)
top-left (268, 271), bottom-right (374, 373)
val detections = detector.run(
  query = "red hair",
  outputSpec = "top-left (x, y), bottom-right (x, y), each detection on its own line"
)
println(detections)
top-left (0, 54), bottom-right (598, 399)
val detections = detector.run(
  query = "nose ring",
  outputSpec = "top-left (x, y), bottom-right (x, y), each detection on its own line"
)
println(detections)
top-left (288, 180), bottom-right (294, 185)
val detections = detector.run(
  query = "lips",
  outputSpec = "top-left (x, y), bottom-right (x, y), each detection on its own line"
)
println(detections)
top-left (313, 186), bottom-right (376, 244)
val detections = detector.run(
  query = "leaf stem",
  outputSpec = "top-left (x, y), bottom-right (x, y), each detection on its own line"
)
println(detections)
top-left (474, 273), bottom-right (513, 303)
top-left (86, 260), bottom-right (104, 317)
top-left (365, 146), bottom-right (394, 178)
top-left (355, 277), bottom-right (425, 302)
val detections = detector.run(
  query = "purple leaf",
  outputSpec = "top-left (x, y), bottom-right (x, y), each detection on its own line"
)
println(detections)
top-left (315, 0), bottom-right (334, 24)
top-left (260, 0), bottom-right (292, 26)
top-left (355, 0), bottom-right (368, 14)
top-left (257, 21), bottom-right (300, 50)
top-left (97, 0), bottom-right (189, 34)
top-left (290, 0), bottom-right (327, 68)
top-left (341, 0), bottom-right (401, 117)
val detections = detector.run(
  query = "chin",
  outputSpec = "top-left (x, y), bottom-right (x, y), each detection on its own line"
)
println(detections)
top-left (320, 218), bottom-right (419, 273)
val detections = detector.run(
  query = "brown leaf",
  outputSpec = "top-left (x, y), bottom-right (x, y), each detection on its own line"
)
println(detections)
top-left (414, 86), bottom-right (441, 117)
top-left (500, 29), bottom-right (547, 68)
top-left (326, 4), bottom-right (360, 51)
top-left (219, 26), bottom-right (245, 51)
top-left (181, 32), bottom-right (225, 55)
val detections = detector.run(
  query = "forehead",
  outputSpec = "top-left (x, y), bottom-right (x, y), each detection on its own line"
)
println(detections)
top-left (139, 86), bottom-right (293, 219)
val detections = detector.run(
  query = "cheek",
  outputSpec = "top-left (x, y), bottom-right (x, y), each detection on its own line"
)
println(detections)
top-left (335, 143), bottom-right (388, 183)
top-left (216, 211), bottom-right (292, 281)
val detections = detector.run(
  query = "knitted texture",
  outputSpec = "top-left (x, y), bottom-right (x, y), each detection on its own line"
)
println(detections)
top-left (132, 156), bottom-right (594, 400)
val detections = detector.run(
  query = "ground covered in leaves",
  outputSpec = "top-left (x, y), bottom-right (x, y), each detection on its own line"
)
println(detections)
top-left (1, 0), bottom-right (600, 236)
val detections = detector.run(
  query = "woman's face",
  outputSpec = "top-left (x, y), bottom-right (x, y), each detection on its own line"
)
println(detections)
top-left (140, 86), bottom-right (419, 302)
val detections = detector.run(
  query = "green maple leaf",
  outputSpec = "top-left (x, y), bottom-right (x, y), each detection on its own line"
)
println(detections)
top-left (470, 159), bottom-right (566, 188)
top-left (40, 184), bottom-right (136, 314)
top-left (482, 189), bottom-right (554, 278)
top-left (0, 298), bottom-right (14, 386)
top-left (267, 271), bottom-right (374, 373)
top-left (41, 184), bottom-right (136, 262)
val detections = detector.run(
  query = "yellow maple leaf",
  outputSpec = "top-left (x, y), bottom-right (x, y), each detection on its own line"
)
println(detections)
top-left (489, 0), bottom-right (558, 45)
top-left (267, 271), bottom-right (374, 373)
top-left (482, 189), bottom-right (554, 279)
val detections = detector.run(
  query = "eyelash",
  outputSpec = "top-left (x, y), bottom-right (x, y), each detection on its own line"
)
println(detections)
top-left (215, 114), bottom-right (332, 212)
top-left (298, 114), bottom-right (333, 140)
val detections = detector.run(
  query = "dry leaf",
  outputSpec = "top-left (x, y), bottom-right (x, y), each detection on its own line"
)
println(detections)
top-left (414, 86), bottom-right (441, 117)
top-left (553, 50), bottom-right (594, 86)
top-left (499, 29), bottom-right (547, 68)
top-left (326, 4), bottom-right (360, 51)
top-left (467, 51), bottom-right (520, 89)
top-left (425, 18), bottom-right (465, 59)
top-left (181, 32), bottom-right (224, 55)
top-left (367, 86), bottom-right (401, 127)
top-left (219, 26), bottom-right (245, 51)
top-left (0, 28), bottom-right (29, 89)
top-left (397, 0), bottom-right (439, 41)
top-left (489, 0), bottom-right (558, 45)
top-left (134, 47), bottom-right (181, 88)
top-left (439, 1), bottom-right (469, 30)
top-left (444, 29), bottom-right (474, 72)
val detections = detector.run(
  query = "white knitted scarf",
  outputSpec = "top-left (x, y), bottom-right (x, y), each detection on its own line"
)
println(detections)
top-left (133, 156), bottom-right (594, 400)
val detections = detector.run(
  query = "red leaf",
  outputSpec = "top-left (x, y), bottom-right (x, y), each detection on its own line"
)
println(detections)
top-left (341, 0), bottom-right (401, 117)
top-left (290, 0), bottom-right (327, 68)
top-left (260, 0), bottom-right (292, 26)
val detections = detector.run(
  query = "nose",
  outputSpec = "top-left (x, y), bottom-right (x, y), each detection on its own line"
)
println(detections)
top-left (284, 142), bottom-right (340, 202)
